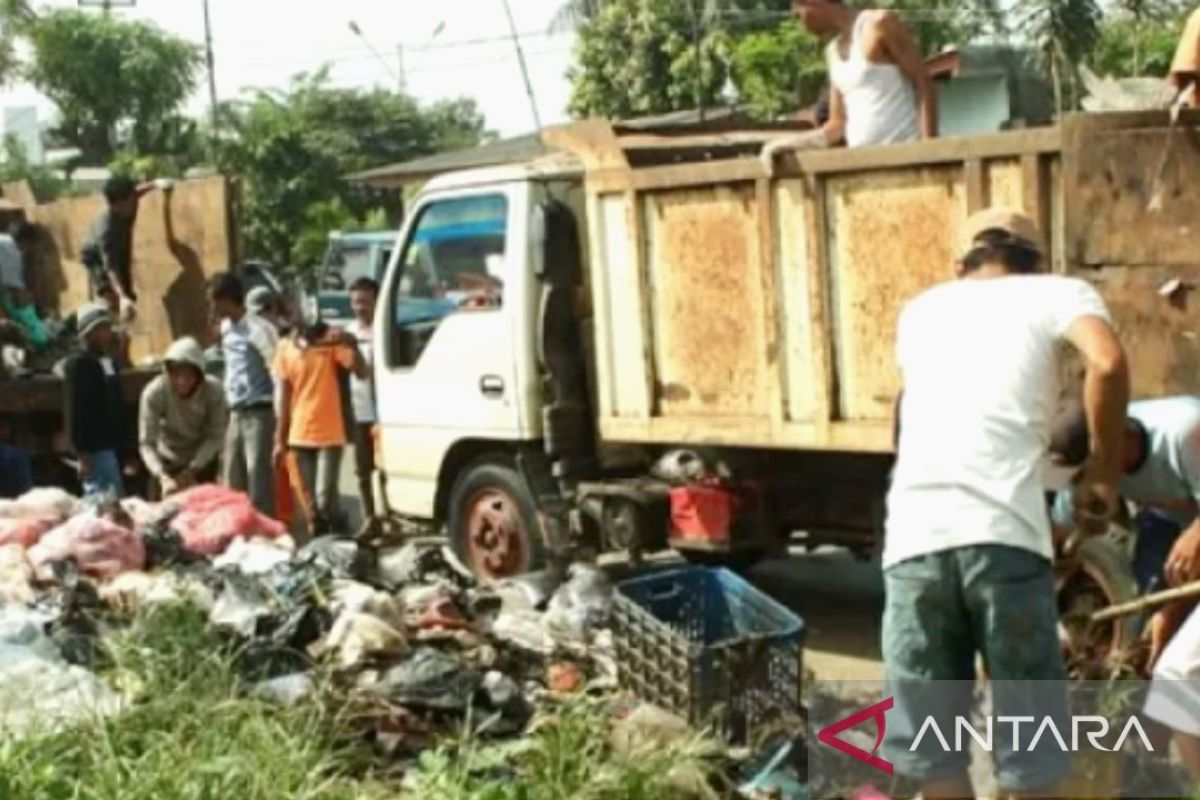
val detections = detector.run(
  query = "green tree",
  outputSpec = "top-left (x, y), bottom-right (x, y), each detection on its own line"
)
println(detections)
top-left (730, 21), bottom-right (825, 119)
top-left (568, 0), bottom-right (733, 119)
top-left (213, 70), bottom-right (487, 274)
top-left (567, 0), bottom-right (1006, 121)
top-left (1015, 0), bottom-right (1103, 112)
top-left (20, 9), bottom-right (202, 162)
top-left (1092, 1), bottom-right (1193, 76)
top-left (0, 135), bottom-right (66, 202)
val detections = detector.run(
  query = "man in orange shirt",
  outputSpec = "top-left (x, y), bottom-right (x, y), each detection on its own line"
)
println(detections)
top-left (273, 319), bottom-right (367, 536)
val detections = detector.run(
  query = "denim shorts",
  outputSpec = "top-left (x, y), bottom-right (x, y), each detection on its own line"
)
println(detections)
top-left (881, 544), bottom-right (1069, 790)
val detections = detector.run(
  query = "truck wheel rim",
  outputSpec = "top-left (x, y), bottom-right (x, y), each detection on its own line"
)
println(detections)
top-left (465, 488), bottom-right (526, 578)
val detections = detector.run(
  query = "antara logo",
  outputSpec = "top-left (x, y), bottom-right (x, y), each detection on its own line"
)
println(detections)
top-left (817, 696), bottom-right (1156, 778)
top-left (817, 697), bottom-right (895, 775)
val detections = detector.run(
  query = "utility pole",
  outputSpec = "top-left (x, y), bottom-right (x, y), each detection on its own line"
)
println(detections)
top-left (397, 43), bottom-right (407, 94)
top-left (500, 0), bottom-right (542, 131)
top-left (202, 0), bottom-right (219, 135)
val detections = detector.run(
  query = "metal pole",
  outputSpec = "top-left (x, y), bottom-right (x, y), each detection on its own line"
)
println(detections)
top-left (500, 0), bottom-right (542, 131)
top-left (397, 43), bottom-right (406, 94)
top-left (202, 0), bottom-right (219, 133)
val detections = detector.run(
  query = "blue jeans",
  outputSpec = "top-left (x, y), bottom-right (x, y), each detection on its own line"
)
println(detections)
top-left (882, 545), bottom-right (1069, 789)
top-left (81, 450), bottom-right (124, 498)
top-left (1134, 508), bottom-right (1183, 592)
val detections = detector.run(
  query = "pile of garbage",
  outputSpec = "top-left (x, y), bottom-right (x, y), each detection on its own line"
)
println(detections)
top-left (0, 485), bottom-right (621, 764)
top-left (0, 485), bottom-right (812, 798)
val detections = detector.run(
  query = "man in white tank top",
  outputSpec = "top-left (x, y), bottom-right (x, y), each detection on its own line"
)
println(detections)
top-left (761, 0), bottom-right (937, 171)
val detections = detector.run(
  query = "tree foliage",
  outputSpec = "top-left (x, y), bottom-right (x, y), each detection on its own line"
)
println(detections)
top-left (567, 0), bottom-right (1011, 121)
top-left (0, 135), bottom-right (67, 201)
top-left (1092, 1), bottom-right (1193, 77)
top-left (729, 21), bottom-right (824, 119)
top-left (213, 70), bottom-right (487, 274)
top-left (20, 10), bottom-right (202, 162)
top-left (1015, 0), bottom-right (1103, 110)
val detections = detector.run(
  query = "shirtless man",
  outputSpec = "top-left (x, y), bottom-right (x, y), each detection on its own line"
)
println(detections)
top-left (762, 0), bottom-right (937, 172)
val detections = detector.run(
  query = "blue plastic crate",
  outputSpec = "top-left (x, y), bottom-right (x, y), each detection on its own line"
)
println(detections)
top-left (612, 566), bottom-right (805, 744)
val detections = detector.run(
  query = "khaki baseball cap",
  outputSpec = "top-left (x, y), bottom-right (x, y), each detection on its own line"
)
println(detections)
top-left (961, 207), bottom-right (1044, 258)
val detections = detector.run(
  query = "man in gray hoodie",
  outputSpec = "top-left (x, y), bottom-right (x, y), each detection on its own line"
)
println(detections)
top-left (139, 337), bottom-right (228, 497)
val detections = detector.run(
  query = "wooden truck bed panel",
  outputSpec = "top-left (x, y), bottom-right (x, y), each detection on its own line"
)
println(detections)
top-left (550, 113), bottom-right (1200, 454)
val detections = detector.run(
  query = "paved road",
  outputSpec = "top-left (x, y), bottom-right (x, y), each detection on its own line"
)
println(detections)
top-left (748, 549), bottom-right (885, 681)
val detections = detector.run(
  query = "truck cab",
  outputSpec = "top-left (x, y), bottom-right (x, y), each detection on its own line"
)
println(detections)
top-left (373, 160), bottom-right (587, 579)
top-left (317, 231), bottom-right (396, 327)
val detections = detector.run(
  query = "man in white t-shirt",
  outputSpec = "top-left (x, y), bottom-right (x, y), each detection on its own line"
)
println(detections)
top-left (881, 208), bottom-right (1129, 798)
top-left (347, 277), bottom-right (379, 531)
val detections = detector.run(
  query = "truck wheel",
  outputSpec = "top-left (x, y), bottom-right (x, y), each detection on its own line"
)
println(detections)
top-left (1057, 533), bottom-right (1139, 673)
top-left (447, 457), bottom-right (545, 582)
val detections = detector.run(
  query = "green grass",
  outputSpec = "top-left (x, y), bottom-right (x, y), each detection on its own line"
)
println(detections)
top-left (0, 602), bottom-right (394, 800)
top-left (409, 699), bottom-right (722, 800)
top-left (0, 602), bottom-right (721, 800)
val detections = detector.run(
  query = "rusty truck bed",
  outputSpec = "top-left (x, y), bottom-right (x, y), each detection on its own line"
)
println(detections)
top-left (546, 111), bottom-right (1200, 455)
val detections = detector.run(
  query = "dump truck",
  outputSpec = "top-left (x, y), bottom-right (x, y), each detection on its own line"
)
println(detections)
top-left (370, 111), bottom-right (1200, 585)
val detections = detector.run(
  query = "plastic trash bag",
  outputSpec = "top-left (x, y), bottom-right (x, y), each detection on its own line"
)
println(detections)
top-left (28, 510), bottom-right (146, 580)
top-left (296, 536), bottom-right (373, 582)
top-left (37, 561), bottom-right (105, 667)
top-left (170, 485), bottom-right (287, 556)
top-left (0, 544), bottom-right (34, 605)
top-left (0, 517), bottom-right (54, 549)
top-left (213, 537), bottom-right (294, 575)
top-left (544, 563), bottom-right (613, 642)
top-left (377, 541), bottom-right (462, 589)
top-left (365, 647), bottom-right (480, 711)
top-left (0, 648), bottom-right (122, 737)
top-left (253, 673), bottom-right (314, 706)
top-left (319, 610), bottom-right (408, 669)
top-left (99, 571), bottom-right (215, 613)
top-left (0, 487), bottom-right (81, 522)
top-left (330, 580), bottom-right (405, 629)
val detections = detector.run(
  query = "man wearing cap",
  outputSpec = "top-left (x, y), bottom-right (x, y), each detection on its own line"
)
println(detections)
top-left (881, 207), bottom-right (1129, 797)
top-left (63, 302), bottom-right (127, 497)
top-left (139, 337), bottom-right (228, 498)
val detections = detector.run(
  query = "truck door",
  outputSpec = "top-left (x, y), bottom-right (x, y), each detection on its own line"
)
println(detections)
top-left (374, 185), bottom-right (529, 518)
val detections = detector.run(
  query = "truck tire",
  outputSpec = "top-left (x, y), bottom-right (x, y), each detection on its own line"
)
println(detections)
top-left (1058, 532), bottom-right (1139, 670)
top-left (447, 456), bottom-right (546, 582)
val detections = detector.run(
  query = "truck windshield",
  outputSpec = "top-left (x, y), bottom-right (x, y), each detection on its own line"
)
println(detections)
top-left (389, 194), bottom-right (508, 367)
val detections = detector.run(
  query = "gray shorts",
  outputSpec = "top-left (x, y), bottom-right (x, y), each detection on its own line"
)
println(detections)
top-left (881, 544), bottom-right (1069, 790)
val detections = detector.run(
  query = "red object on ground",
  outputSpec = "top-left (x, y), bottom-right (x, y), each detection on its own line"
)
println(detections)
top-left (28, 513), bottom-right (145, 579)
top-left (170, 485), bottom-right (288, 556)
top-left (0, 517), bottom-right (54, 549)
top-left (668, 484), bottom-right (738, 545)
top-left (274, 461), bottom-right (295, 528)
top-left (415, 595), bottom-right (472, 631)
top-left (548, 662), bottom-right (584, 693)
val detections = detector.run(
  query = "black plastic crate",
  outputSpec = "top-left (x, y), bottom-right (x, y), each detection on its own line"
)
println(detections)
top-left (612, 566), bottom-right (805, 744)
